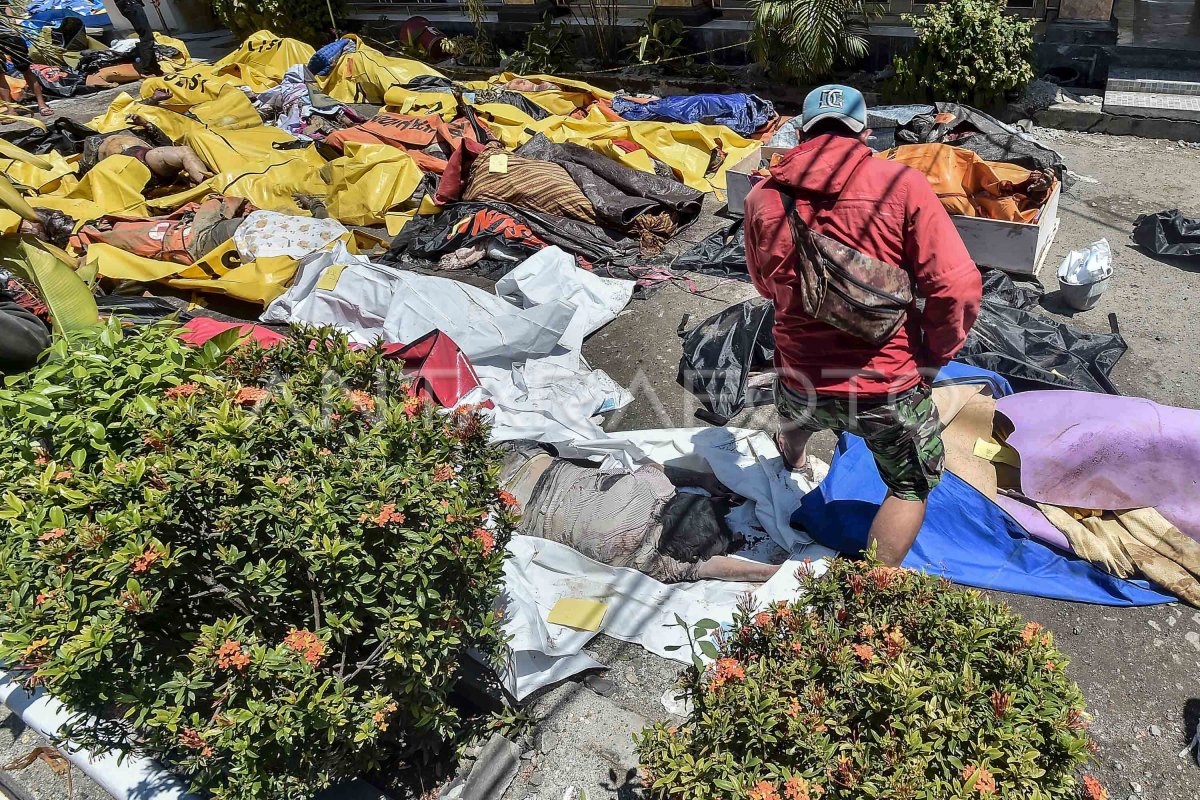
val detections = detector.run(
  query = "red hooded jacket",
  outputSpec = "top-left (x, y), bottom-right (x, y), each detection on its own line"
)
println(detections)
top-left (745, 133), bottom-right (981, 398)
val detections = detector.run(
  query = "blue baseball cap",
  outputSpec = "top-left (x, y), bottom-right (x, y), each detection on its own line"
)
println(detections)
top-left (802, 84), bottom-right (867, 134)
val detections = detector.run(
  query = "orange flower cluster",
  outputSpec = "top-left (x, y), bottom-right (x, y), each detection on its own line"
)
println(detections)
top-left (851, 643), bottom-right (875, 664)
top-left (866, 566), bottom-right (900, 590)
top-left (786, 697), bottom-right (801, 719)
top-left (1082, 775), bottom-right (1108, 800)
top-left (400, 395), bottom-right (424, 419)
top-left (991, 690), bottom-right (1012, 719)
top-left (883, 628), bottom-right (907, 659)
top-left (372, 700), bottom-right (399, 731)
top-left (234, 386), bottom-right (270, 406)
top-left (749, 781), bottom-right (781, 800)
top-left (39, 527), bottom-right (66, 543)
top-left (962, 765), bottom-right (997, 795)
top-left (858, 624), bottom-right (876, 638)
top-left (1020, 621), bottom-right (1043, 645)
top-left (143, 433), bottom-right (165, 451)
top-left (282, 629), bottom-right (326, 666)
top-left (35, 592), bottom-right (52, 606)
top-left (708, 657), bottom-right (745, 690)
top-left (1065, 708), bottom-right (1088, 730)
top-left (179, 728), bottom-right (214, 758)
top-left (131, 547), bottom-right (162, 574)
top-left (433, 463), bottom-right (456, 482)
top-left (117, 590), bottom-right (143, 613)
top-left (362, 503), bottom-right (406, 527)
top-left (497, 490), bottom-right (521, 510)
top-left (347, 390), bottom-right (375, 414)
top-left (165, 383), bottom-right (200, 399)
top-left (753, 611), bottom-right (772, 628)
top-left (215, 640), bottom-right (250, 671)
top-left (783, 776), bottom-right (824, 800)
top-left (472, 527), bottom-right (496, 556)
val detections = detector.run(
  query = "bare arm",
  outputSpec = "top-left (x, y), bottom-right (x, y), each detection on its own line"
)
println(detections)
top-left (694, 556), bottom-right (781, 584)
top-left (144, 146), bottom-right (214, 184)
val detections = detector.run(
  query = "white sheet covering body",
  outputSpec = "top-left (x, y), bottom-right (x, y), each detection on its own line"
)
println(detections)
top-left (261, 245), bottom-right (635, 447)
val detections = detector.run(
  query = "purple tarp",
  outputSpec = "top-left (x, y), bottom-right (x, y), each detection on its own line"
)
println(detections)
top-left (997, 391), bottom-right (1200, 542)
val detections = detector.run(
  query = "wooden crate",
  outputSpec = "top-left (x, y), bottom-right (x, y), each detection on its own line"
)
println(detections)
top-left (950, 181), bottom-right (1061, 277)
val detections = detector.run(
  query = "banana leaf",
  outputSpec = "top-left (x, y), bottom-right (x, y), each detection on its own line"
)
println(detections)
top-left (0, 237), bottom-right (100, 339)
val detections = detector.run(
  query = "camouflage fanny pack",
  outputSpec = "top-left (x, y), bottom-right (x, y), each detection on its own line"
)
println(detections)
top-left (780, 189), bottom-right (913, 345)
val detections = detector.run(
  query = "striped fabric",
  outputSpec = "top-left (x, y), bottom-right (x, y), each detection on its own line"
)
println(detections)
top-left (463, 145), bottom-right (597, 225)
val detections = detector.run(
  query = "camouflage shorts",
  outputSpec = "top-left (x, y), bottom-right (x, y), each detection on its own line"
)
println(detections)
top-left (776, 380), bottom-right (944, 501)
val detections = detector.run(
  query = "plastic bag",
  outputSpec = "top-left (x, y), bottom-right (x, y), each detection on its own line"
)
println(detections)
top-left (1058, 239), bottom-right (1112, 285)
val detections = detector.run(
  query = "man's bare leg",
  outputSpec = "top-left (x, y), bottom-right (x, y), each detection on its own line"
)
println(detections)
top-left (694, 556), bottom-right (781, 583)
top-left (867, 494), bottom-right (927, 567)
top-left (20, 70), bottom-right (51, 116)
top-left (777, 425), bottom-right (814, 471)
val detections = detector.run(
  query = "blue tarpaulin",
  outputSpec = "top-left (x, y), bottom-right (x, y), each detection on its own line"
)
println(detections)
top-left (612, 93), bottom-right (775, 137)
top-left (24, 0), bottom-right (109, 30)
top-left (791, 364), bottom-right (1174, 606)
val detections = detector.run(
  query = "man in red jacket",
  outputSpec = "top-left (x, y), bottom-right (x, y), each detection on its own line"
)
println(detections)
top-left (745, 85), bottom-right (981, 566)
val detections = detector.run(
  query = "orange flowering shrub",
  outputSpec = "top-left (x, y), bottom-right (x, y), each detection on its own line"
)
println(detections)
top-left (0, 322), bottom-right (516, 800)
top-left (636, 558), bottom-right (1095, 799)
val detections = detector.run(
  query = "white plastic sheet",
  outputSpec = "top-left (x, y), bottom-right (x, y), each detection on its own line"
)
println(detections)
top-left (0, 671), bottom-right (198, 800)
top-left (261, 245), bottom-right (637, 448)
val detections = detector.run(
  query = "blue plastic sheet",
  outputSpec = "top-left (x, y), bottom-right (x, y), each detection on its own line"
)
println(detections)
top-left (791, 363), bottom-right (1174, 606)
top-left (309, 38), bottom-right (356, 77)
top-left (24, 0), bottom-right (108, 29)
top-left (612, 93), bottom-right (774, 137)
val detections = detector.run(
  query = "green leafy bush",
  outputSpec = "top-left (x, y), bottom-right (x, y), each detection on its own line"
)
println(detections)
top-left (210, 0), bottom-right (342, 45)
top-left (636, 558), bottom-right (1099, 800)
top-left (502, 18), bottom-right (577, 75)
top-left (750, 0), bottom-right (869, 81)
top-left (889, 0), bottom-right (1034, 106)
top-left (625, 18), bottom-right (690, 68)
top-left (0, 322), bottom-right (514, 799)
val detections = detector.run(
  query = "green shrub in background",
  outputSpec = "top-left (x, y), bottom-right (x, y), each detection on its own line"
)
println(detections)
top-left (889, 0), bottom-right (1035, 107)
top-left (749, 0), bottom-right (870, 81)
top-left (211, 0), bottom-right (343, 45)
top-left (0, 323), bottom-right (514, 799)
top-left (636, 558), bottom-right (1100, 800)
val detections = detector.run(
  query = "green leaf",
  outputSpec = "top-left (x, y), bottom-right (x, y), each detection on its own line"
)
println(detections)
top-left (698, 640), bottom-right (719, 659)
top-left (0, 235), bottom-right (99, 340)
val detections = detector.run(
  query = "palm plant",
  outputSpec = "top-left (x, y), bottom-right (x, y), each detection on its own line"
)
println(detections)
top-left (750, 0), bottom-right (870, 81)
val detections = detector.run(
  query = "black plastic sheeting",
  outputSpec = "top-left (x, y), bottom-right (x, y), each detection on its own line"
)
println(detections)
top-left (96, 295), bottom-right (195, 325)
top-left (386, 200), bottom-right (639, 269)
top-left (675, 271), bottom-right (1126, 423)
top-left (895, 103), bottom-right (1064, 175)
top-left (0, 119), bottom-right (97, 156)
top-left (958, 270), bottom-right (1126, 394)
top-left (1132, 209), bottom-right (1200, 262)
top-left (677, 298), bottom-right (775, 424)
top-left (673, 219), bottom-right (748, 279)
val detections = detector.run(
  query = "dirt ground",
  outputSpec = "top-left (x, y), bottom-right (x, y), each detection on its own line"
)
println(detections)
top-left (2, 86), bottom-right (1198, 799)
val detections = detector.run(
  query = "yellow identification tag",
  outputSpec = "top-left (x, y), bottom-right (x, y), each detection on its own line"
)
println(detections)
top-left (316, 263), bottom-right (348, 292)
top-left (547, 598), bottom-right (608, 631)
top-left (973, 438), bottom-right (1021, 467)
top-left (489, 153), bottom-right (509, 174)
